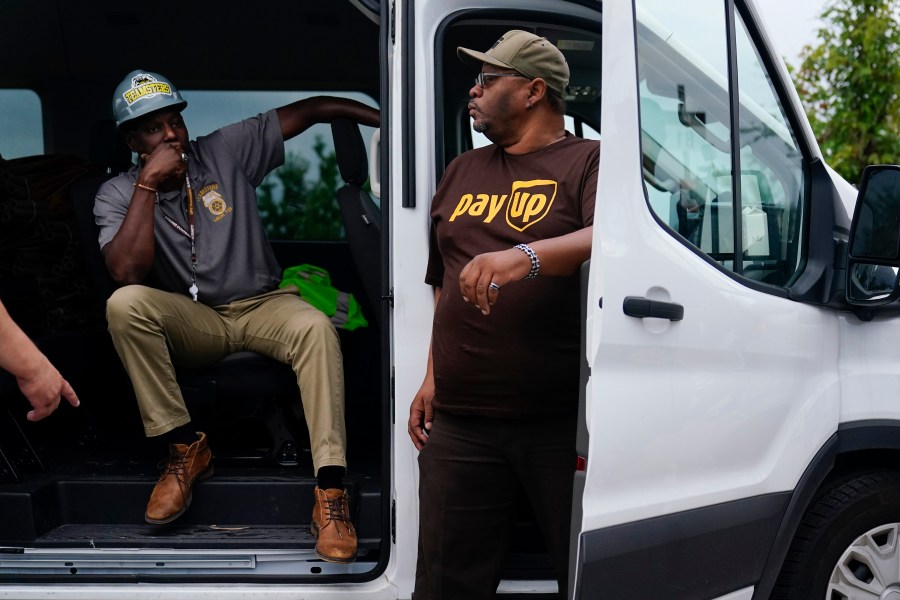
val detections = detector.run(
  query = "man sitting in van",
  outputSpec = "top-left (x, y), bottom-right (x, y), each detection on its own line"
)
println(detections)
top-left (94, 70), bottom-right (379, 564)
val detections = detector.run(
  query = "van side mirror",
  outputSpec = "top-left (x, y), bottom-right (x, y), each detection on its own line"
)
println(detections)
top-left (846, 165), bottom-right (900, 307)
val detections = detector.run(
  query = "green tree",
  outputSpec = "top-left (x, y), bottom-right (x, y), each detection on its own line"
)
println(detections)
top-left (792, 0), bottom-right (900, 185)
top-left (257, 135), bottom-right (344, 240)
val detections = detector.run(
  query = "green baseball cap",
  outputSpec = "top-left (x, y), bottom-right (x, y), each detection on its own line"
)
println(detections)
top-left (458, 30), bottom-right (569, 97)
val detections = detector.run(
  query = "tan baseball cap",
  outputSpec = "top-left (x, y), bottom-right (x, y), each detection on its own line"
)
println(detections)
top-left (458, 30), bottom-right (569, 97)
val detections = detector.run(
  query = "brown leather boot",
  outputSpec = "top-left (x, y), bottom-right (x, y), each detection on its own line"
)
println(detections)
top-left (145, 432), bottom-right (213, 525)
top-left (311, 486), bottom-right (357, 563)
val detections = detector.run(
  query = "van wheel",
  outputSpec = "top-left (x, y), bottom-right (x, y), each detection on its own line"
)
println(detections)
top-left (773, 470), bottom-right (900, 600)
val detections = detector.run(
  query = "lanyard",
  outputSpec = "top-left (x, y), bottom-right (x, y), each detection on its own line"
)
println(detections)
top-left (158, 173), bottom-right (199, 301)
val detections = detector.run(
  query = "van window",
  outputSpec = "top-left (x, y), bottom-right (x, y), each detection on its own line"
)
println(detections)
top-left (572, 116), bottom-right (601, 141)
top-left (733, 10), bottom-right (804, 283)
top-left (181, 90), bottom-right (379, 241)
top-left (636, 0), bottom-right (805, 286)
top-left (0, 89), bottom-right (43, 159)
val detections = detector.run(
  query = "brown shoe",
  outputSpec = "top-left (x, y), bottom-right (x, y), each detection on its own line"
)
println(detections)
top-left (311, 486), bottom-right (357, 563)
top-left (145, 432), bottom-right (214, 525)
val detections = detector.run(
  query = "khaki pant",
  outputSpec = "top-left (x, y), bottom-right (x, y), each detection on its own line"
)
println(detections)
top-left (106, 284), bottom-right (346, 473)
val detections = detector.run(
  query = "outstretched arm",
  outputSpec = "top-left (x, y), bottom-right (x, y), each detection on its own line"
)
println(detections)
top-left (276, 96), bottom-right (380, 141)
top-left (0, 300), bottom-right (79, 421)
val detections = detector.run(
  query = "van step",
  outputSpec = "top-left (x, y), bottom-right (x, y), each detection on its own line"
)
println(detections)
top-left (0, 471), bottom-right (381, 547)
top-left (31, 523), bottom-right (381, 550)
top-left (0, 546), bottom-right (380, 576)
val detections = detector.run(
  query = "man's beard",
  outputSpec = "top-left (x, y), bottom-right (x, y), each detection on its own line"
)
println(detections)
top-left (470, 93), bottom-right (513, 140)
top-left (470, 98), bottom-right (488, 133)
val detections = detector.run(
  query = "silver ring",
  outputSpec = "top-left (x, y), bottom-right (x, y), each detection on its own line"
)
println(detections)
top-left (489, 282), bottom-right (501, 291)
top-left (180, 152), bottom-right (188, 162)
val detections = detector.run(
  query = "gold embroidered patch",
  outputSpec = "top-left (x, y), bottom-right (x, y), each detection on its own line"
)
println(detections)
top-left (202, 189), bottom-right (228, 216)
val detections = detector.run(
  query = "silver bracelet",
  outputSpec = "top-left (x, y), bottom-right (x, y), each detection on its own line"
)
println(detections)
top-left (514, 243), bottom-right (540, 279)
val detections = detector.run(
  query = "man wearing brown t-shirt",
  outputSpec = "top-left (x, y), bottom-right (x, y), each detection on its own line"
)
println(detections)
top-left (408, 30), bottom-right (600, 599)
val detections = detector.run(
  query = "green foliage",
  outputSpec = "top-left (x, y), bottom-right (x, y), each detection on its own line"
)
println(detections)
top-left (257, 135), bottom-right (344, 240)
top-left (792, 0), bottom-right (900, 185)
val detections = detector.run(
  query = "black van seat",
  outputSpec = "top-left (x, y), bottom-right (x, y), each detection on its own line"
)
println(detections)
top-left (331, 118), bottom-right (382, 326)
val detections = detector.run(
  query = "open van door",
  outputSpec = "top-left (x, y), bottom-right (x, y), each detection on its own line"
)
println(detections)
top-left (573, 0), bottom-right (846, 597)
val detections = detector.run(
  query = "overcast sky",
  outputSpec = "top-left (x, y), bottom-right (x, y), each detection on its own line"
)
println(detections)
top-left (751, 0), bottom-right (828, 67)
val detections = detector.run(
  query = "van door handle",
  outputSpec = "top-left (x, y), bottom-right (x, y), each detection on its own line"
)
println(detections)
top-left (622, 296), bottom-right (684, 321)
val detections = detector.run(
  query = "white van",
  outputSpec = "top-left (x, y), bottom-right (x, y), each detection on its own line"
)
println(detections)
top-left (1, 0), bottom-right (899, 598)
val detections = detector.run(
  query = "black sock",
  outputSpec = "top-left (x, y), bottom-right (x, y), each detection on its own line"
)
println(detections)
top-left (161, 425), bottom-right (198, 447)
top-left (317, 466), bottom-right (346, 491)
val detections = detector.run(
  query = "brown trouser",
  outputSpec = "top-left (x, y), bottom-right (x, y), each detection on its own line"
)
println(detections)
top-left (106, 284), bottom-right (346, 473)
top-left (414, 409), bottom-right (577, 600)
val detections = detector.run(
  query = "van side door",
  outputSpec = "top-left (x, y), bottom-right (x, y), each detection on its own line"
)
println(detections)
top-left (575, 0), bottom-right (842, 597)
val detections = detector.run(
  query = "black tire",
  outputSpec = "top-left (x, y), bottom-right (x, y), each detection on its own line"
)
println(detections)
top-left (773, 470), bottom-right (900, 599)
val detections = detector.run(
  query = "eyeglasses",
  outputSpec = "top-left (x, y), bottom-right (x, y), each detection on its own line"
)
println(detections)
top-left (474, 72), bottom-right (531, 88)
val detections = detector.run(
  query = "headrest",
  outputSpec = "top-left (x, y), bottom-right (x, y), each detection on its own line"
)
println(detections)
top-left (331, 118), bottom-right (368, 187)
top-left (89, 119), bottom-right (133, 175)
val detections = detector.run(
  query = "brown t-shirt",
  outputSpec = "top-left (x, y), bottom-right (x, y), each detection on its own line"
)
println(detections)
top-left (426, 134), bottom-right (600, 417)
